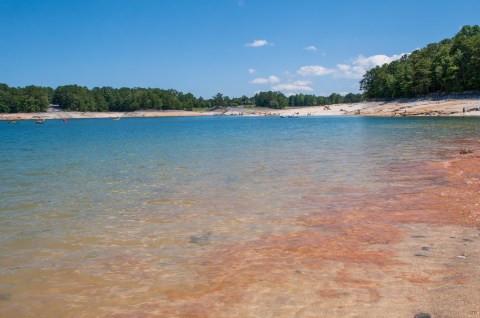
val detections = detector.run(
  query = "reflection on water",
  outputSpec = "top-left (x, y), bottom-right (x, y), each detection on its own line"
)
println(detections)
top-left (0, 116), bottom-right (479, 317)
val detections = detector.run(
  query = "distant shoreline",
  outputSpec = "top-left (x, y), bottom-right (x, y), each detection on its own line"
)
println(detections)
top-left (2, 96), bottom-right (480, 121)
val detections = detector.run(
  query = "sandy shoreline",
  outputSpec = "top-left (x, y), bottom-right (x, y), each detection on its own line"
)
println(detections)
top-left (2, 96), bottom-right (480, 121)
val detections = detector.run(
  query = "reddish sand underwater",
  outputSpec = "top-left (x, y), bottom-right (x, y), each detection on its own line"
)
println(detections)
top-left (104, 144), bottom-right (480, 317)
top-left (1, 143), bottom-right (479, 318)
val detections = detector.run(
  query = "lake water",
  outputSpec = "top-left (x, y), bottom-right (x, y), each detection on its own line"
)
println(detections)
top-left (1, 116), bottom-right (479, 317)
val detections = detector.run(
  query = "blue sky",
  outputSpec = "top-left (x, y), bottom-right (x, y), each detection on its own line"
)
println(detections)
top-left (0, 0), bottom-right (479, 98)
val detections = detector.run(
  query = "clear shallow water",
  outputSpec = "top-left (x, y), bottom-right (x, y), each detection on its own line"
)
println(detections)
top-left (1, 116), bottom-right (480, 316)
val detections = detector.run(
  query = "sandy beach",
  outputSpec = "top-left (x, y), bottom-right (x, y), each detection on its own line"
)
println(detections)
top-left (2, 96), bottom-right (480, 121)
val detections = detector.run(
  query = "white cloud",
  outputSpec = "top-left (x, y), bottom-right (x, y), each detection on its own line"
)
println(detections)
top-left (292, 80), bottom-right (312, 86)
top-left (250, 75), bottom-right (280, 84)
top-left (277, 52), bottom-right (406, 93)
top-left (272, 80), bottom-right (313, 92)
top-left (354, 54), bottom-right (404, 69)
top-left (296, 53), bottom-right (406, 80)
top-left (245, 39), bottom-right (274, 47)
top-left (297, 65), bottom-right (336, 77)
top-left (335, 64), bottom-right (365, 79)
top-left (304, 45), bottom-right (317, 52)
top-left (238, 0), bottom-right (244, 7)
top-left (248, 68), bottom-right (257, 74)
top-left (335, 53), bottom-right (407, 79)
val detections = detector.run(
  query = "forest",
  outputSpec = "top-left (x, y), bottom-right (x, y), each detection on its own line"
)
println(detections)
top-left (0, 84), bottom-right (362, 113)
top-left (360, 25), bottom-right (480, 99)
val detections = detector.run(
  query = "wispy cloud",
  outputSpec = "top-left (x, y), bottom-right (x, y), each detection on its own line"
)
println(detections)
top-left (296, 53), bottom-right (406, 80)
top-left (272, 80), bottom-right (313, 93)
top-left (238, 0), bottom-right (245, 7)
top-left (248, 68), bottom-right (257, 74)
top-left (250, 75), bottom-right (280, 84)
top-left (335, 53), bottom-right (407, 79)
top-left (335, 64), bottom-right (365, 79)
top-left (354, 54), bottom-right (405, 69)
top-left (304, 45), bottom-right (317, 52)
top-left (266, 52), bottom-right (405, 95)
top-left (245, 39), bottom-right (274, 47)
top-left (297, 65), bottom-right (335, 77)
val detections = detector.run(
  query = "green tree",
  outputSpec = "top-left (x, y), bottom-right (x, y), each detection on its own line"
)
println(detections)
top-left (53, 85), bottom-right (95, 111)
top-left (212, 93), bottom-right (225, 107)
top-left (361, 25), bottom-right (480, 98)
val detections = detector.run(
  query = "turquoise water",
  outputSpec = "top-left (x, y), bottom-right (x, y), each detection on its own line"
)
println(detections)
top-left (1, 116), bottom-right (479, 316)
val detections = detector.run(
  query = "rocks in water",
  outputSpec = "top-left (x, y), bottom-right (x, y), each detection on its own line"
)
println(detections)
top-left (414, 313), bottom-right (431, 318)
top-left (421, 246), bottom-right (430, 251)
top-left (456, 255), bottom-right (466, 259)
top-left (189, 231), bottom-right (212, 245)
top-left (415, 253), bottom-right (428, 257)
top-left (459, 148), bottom-right (473, 154)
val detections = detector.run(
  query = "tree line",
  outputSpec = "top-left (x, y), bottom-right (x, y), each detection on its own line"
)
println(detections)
top-left (0, 84), bottom-right (53, 113)
top-left (254, 91), bottom-right (362, 109)
top-left (360, 25), bottom-right (480, 99)
top-left (0, 83), bottom-right (363, 113)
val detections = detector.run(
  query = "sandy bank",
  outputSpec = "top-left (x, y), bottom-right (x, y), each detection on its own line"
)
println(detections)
top-left (1, 96), bottom-right (480, 120)
top-left (222, 95), bottom-right (480, 117)
top-left (0, 110), bottom-right (216, 121)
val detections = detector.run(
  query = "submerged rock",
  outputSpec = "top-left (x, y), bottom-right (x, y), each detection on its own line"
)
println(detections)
top-left (189, 231), bottom-right (212, 245)
top-left (460, 148), bottom-right (473, 154)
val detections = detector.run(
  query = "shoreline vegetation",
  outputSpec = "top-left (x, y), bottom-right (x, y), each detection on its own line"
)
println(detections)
top-left (2, 94), bottom-right (480, 120)
top-left (361, 25), bottom-right (480, 99)
top-left (0, 84), bottom-right (363, 114)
